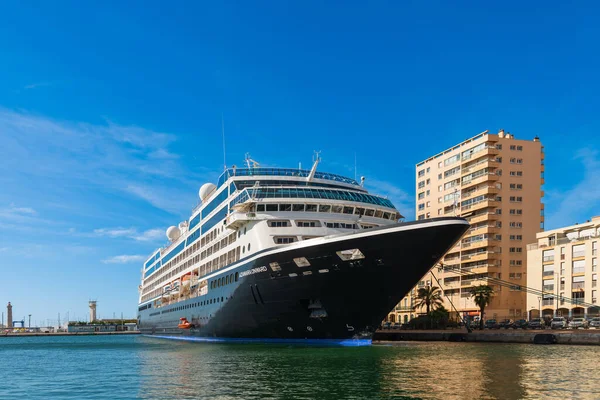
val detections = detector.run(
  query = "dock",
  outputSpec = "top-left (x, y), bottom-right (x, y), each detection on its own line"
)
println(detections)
top-left (374, 329), bottom-right (600, 345)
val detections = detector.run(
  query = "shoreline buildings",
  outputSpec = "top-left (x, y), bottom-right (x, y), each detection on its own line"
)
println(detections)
top-left (526, 216), bottom-right (599, 319)
top-left (394, 129), bottom-right (544, 323)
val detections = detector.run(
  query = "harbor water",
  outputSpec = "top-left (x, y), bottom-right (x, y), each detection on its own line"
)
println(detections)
top-left (1, 335), bottom-right (598, 399)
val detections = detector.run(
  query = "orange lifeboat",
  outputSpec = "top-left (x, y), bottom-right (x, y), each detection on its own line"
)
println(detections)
top-left (178, 317), bottom-right (193, 329)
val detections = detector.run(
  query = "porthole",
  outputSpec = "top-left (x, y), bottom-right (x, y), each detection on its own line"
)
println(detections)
top-left (235, 272), bottom-right (239, 282)
top-left (243, 246), bottom-right (246, 254)
top-left (238, 231), bottom-right (241, 238)
top-left (248, 243), bottom-right (251, 251)
top-left (244, 227), bottom-right (247, 235)
top-left (221, 296), bottom-right (224, 302)
top-left (225, 275), bottom-right (229, 285)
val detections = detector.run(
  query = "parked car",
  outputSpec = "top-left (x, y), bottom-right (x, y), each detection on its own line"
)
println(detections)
top-left (392, 322), bottom-right (401, 330)
top-left (382, 322), bottom-right (392, 330)
top-left (498, 319), bottom-right (514, 329)
top-left (484, 319), bottom-right (499, 329)
top-left (589, 317), bottom-right (600, 329)
top-left (550, 317), bottom-right (567, 329)
top-left (513, 319), bottom-right (528, 329)
top-left (528, 318), bottom-right (545, 329)
top-left (568, 318), bottom-right (589, 329)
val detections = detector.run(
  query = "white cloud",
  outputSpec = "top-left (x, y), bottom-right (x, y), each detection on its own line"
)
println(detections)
top-left (0, 205), bottom-right (40, 224)
top-left (102, 255), bottom-right (146, 264)
top-left (24, 81), bottom-right (53, 90)
top-left (0, 247), bottom-right (8, 252)
top-left (94, 227), bottom-right (137, 238)
top-left (9, 206), bottom-right (37, 215)
top-left (133, 228), bottom-right (164, 242)
top-left (546, 148), bottom-right (600, 229)
top-left (0, 107), bottom-right (214, 215)
top-left (93, 227), bottom-right (164, 242)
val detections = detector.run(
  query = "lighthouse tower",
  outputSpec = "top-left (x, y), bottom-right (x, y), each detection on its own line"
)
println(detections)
top-left (7, 302), bottom-right (13, 328)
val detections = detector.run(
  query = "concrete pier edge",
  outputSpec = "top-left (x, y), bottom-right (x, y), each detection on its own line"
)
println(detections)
top-left (374, 330), bottom-right (600, 345)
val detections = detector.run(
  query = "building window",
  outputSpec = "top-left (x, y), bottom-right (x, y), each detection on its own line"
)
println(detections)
top-left (418, 181), bottom-right (425, 189)
top-left (418, 192), bottom-right (425, 200)
top-left (418, 203), bottom-right (425, 211)
top-left (510, 145), bottom-right (516, 150)
top-left (418, 169), bottom-right (425, 177)
top-left (573, 244), bottom-right (585, 258)
top-left (573, 259), bottom-right (586, 274)
top-left (517, 145), bottom-right (523, 151)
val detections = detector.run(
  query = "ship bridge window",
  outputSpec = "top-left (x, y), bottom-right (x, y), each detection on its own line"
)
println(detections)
top-left (296, 220), bottom-right (320, 227)
top-left (257, 204), bottom-right (265, 212)
top-left (343, 206), bottom-right (354, 214)
top-left (266, 204), bottom-right (278, 212)
top-left (374, 210), bottom-right (383, 218)
top-left (325, 222), bottom-right (357, 229)
top-left (275, 237), bottom-right (296, 244)
top-left (305, 204), bottom-right (318, 212)
top-left (364, 209), bottom-right (375, 217)
top-left (292, 204), bottom-right (305, 211)
top-left (318, 205), bottom-right (331, 213)
top-left (336, 249), bottom-right (365, 261)
top-left (354, 207), bottom-right (365, 216)
top-left (280, 204), bottom-right (292, 211)
top-left (331, 205), bottom-right (343, 213)
top-left (268, 220), bottom-right (290, 228)
top-left (382, 212), bottom-right (390, 219)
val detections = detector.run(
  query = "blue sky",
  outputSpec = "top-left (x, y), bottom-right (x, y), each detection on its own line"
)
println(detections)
top-left (1, 2), bottom-right (599, 325)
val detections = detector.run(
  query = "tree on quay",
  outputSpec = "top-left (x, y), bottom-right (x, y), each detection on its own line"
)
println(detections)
top-left (470, 285), bottom-right (494, 330)
top-left (413, 286), bottom-right (443, 316)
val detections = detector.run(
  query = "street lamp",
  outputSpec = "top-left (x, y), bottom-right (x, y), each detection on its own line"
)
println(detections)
top-left (28, 314), bottom-right (31, 328)
top-left (538, 296), bottom-right (541, 319)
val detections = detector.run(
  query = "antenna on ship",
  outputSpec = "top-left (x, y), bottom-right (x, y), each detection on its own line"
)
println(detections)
top-left (245, 153), bottom-right (260, 169)
top-left (307, 151), bottom-right (321, 182)
top-left (221, 113), bottom-right (227, 171)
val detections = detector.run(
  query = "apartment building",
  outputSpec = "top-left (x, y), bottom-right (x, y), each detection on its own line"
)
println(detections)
top-left (526, 216), bottom-right (600, 319)
top-left (391, 129), bottom-right (544, 324)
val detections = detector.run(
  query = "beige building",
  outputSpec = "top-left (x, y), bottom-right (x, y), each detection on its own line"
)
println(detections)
top-left (391, 129), bottom-right (544, 324)
top-left (526, 217), bottom-right (600, 319)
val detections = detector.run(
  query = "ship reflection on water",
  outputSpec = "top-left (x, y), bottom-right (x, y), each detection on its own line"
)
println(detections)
top-left (137, 337), bottom-right (600, 399)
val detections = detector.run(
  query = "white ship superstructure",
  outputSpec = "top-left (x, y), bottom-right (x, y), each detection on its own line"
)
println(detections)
top-left (139, 156), bottom-right (401, 308)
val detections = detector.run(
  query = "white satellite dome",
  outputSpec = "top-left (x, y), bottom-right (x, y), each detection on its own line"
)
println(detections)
top-left (178, 221), bottom-right (188, 230)
top-left (199, 183), bottom-right (217, 202)
top-left (166, 226), bottom-right (181, 241)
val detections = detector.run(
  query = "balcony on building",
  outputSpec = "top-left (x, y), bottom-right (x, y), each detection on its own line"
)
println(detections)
top-left (461, 184), bottom-right (500, 201)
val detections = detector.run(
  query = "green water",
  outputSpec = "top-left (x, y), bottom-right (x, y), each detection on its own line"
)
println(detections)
top-left (0, 335), bottom-right (598, 399)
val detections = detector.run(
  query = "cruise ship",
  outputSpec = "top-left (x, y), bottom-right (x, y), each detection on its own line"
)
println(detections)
top-left (137, 155), bottom-right (469, 345)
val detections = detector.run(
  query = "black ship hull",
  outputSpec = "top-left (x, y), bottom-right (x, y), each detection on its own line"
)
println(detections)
top-left (138, 217), bottom-right (469, 345)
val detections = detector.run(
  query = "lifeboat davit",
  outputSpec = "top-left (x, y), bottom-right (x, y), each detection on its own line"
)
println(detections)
top-left (178, 317), bottom-right (193, 329)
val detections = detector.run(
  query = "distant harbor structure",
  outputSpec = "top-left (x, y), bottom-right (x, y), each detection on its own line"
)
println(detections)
top-left (7, 302), bottom-right (13, 328)
top-left (89, 301), bottom-right (97, 322)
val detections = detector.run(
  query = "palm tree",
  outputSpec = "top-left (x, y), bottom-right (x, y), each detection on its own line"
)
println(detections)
top-left (470, 285), bottom-right (494, 330)
top-left (413, 286), bottom-right (443, 315)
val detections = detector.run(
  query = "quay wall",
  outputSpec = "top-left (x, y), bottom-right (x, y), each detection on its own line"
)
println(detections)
top-left (0, 331), bottom-right (141, 338)
top-left (374, 330), bottom-right (600, 345)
